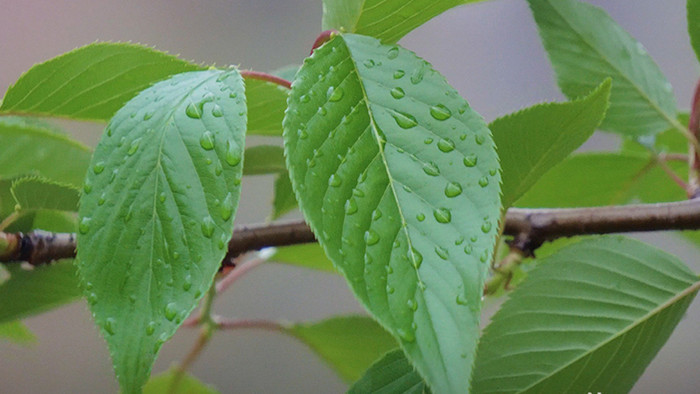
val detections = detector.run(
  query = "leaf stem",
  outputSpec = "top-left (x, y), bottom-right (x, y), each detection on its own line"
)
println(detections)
top-left (169, 285), bottom-right (218, 391)
top-left (240, 70), bottom-right (291, 89)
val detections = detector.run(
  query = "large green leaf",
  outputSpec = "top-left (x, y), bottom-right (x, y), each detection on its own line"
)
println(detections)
top-left (689, 0), bottom-right (700, 63)
top-left (349, 349), bottom-right (428, 394)
top-left (492, 79), bottom-right (610, 208)
top-left (516, 153), bottom-right (686, 208)
top-left (0, 321), bottom-right (36, 345)
top-left (11, 176), bottom-right (80, 212)
top-left (270, 243), bottom-right (336, 272)
top-left (0, 118), bottom-right (91, 187)
top-left (143, 368), bottom-right (219, 394)
top-left (283, 34), bottom-right (501, 393)
top-left (471, 236), bottom-right (700, 393)
top-left (322, 0), bottom-right (488, 44)
top-left (76, 69), bottom-right (246, 393)
top-left (287, 315), bottom-right (397, 382)
top-left (0, 259), bottom-right (81, 323)
top-left (528, 0), bottom-right (678, 136)
top-left (244, 76), bottom-right (289, 136)
top-left (1, 42), bottom-right (204, 121)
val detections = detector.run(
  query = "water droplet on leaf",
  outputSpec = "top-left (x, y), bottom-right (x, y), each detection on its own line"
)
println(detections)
top-left (199, 131), bottom-right (215, 150)
top-left (430, 104), bottom-right (452, 120)
top-left (444, 182), bottom-right (462, 197)
top-left (437, 139), bottom-right (455, 152)
top-left (433, 208), bottom-right (452, 223)
top-left (201, 216), bottom-right (215, 238)
top-left (392, 111), bottom-right (418, 129)
top-left (164, 303), bottom-right (178, 321)
top-left (365, 229), bottom-right (380, 246)
top-left (390, 87), bottom-right (405, 99)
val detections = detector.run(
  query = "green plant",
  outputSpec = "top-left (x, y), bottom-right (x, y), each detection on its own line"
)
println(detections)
top-left (1, 0), bottom-right (700, 392)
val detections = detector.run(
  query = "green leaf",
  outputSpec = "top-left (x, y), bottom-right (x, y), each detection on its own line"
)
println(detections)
top-left (516, 153), bottom-right (686, 208)
top-left (270, 243), bottom-right (336, 272)
top-left (30, 210), bottom-right (78, 233)
top-left (0, 260), bottom-right (81, 323)
top-left (0, 321), bottom-right (37, 345)
top-left (242, 145), bottom-right (286, 175)
top-left (287, 315), bottom-right (398, 382)
top-left (0, 118), bottom-right (91, 187)
top-left (284, 34), bottom-right (501, 393)
top-left (271, 173), bottom-right (298, 219)
top-left (76, 69), bottom-right (246, 393)
top-left (492, 79), bottom-right (610, 208)
top-left (143, 368), bottom-right (219, 394)
top-left (471, 236), bottom-right (700, 393)
top-left (348, 349), bottom-right (428, 394)
top-left (245, 76), bottom-right (289, 136)
top-left (322, 0), bottom-right (488, 44)
top-left (11, 176), bottom-right (80, 212)
top-left (621, 113), bottom-right (690, 155)
top-left (1, 42), bottom-right (204, 121)
top-left (528, 0), bottom-right (678, 136)
top-left (689, 0), bottom-right (700, 63)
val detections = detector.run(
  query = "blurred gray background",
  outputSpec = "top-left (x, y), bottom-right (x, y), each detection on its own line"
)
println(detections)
top-left (1, 0), bottom-right (699, 392)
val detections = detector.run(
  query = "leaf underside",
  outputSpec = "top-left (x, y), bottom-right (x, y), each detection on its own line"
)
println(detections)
top-left (284, 34), bottom-right (501, 393)
top-left (471, 236), bottom-right (700, 394)
top-left (528, 0), bottom-right (677, 136)
top-left (77, 69), bottom-right (246, 393)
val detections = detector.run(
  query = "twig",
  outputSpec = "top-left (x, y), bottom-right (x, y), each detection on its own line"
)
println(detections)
top-left (4, 200), bottom-right (700, 266)
top-left (215, 317), bottom-right (285, 332)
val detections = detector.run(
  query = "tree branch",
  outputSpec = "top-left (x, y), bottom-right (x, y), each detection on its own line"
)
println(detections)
top-left (3, 199), bottom-right (700, 266)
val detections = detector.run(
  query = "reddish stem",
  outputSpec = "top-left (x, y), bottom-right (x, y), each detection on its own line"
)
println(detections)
top-left (688, 78), bottom-right (700, 197)
top-left (310, 30), bottom-right (337, 54)
top-left (240, 70), bottom-right (291, 89)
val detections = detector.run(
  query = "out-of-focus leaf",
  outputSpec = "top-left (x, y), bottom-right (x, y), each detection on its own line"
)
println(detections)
top-left (528, 0), bottom-right (678, 136)
top-left (287, 315), bottom-right (397, 382)
top-left (270, 243), bottom-right (336, 272)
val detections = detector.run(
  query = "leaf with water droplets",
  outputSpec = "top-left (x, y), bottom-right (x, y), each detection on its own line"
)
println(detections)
top-left (322, 0), bottom-right (489, 44)
top-left (491, 79), bottom-right (610, 208)
top-left (76, 69), bottom-right (246, 393)
top-left (0, 42), bottom-right (205, 121)
top-left (284, 34), bottom-right (501, 393)
top-left (528, 0), bottom-right (677, 136)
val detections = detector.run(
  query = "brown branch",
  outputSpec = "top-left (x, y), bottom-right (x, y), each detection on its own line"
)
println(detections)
top-left (3, 199), bottom-right (700, 266)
